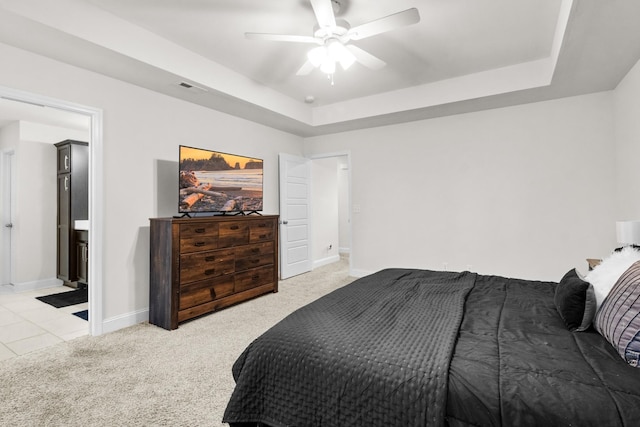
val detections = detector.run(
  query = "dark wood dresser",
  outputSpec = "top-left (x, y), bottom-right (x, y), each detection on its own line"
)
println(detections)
top-left (149, 215), bottom-right (279, 330)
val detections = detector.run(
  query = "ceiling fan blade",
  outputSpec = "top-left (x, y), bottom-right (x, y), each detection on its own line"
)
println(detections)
top-left (310, 0), bottom-right (336, 29)
top-left (296, 61), bottom-right (316, 76)
top-left (348, 8), bottom-right (420, 40)
top-left (245, 33), bottom-right (319, 44)
top-left (346, 45), bottom-right (386, 70)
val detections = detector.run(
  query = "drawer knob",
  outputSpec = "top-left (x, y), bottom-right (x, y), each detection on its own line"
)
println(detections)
top-left (230, 225), bottom-right (239, 230)
top-left (194, 242), bottom-right (206, 247)
top-left (259, 234), bottom-right (267, 239)
top-left (205, 256), bottom-right (216, 262)
top-left (195, 228), bottom-right (206, 233)
top-left (205, 268), bottom-right (216, 275)
top-left (252, 275), bottom-right (260, 281)
top-left (251, 248), bottom-right (260, 253)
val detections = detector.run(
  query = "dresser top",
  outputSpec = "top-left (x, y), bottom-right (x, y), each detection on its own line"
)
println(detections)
top-left (151, 214), bottom-right (279, 224)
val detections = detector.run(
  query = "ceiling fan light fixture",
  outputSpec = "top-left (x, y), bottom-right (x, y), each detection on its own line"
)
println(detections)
top-left (327, 39), bottom-right (355, 70)
top-left (320, 59), bottom-right (336, 74)
top-left (307, 46), bottom-right (327, 67)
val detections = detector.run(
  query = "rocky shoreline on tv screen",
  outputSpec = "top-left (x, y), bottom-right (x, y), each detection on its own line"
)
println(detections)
top-left (179, 170), bottom-right (263, 213)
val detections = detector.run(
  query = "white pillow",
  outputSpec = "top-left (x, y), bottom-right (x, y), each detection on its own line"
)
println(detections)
top-left (585, 246), bottom-right (640, 309)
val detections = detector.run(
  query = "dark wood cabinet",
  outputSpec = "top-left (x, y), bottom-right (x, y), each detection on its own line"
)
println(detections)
top-left (55, 140), bottom-right (88, 287)
top-left (149, 215), bottom-right (279, 330)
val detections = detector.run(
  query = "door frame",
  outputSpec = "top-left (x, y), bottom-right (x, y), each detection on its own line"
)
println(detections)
top-left (308, 151), bottom-right (353, 276)
top-left (0, 85), bottom-right (105, 336)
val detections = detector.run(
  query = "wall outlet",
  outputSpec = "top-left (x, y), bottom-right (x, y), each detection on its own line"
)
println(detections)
top-left (328, 244), bottom-right (332, 250)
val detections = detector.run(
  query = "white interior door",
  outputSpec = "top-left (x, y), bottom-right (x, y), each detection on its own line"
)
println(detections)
top-left (1, 150), bottom-right (15, 285)
top-left (279, 153), bottom-right (312, 279)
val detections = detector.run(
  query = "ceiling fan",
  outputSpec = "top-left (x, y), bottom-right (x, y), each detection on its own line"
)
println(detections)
top-left (245, 0), bottom-right (420, 80)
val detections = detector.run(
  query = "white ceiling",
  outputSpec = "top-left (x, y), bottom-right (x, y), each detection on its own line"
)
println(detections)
top-left (1, 0), bottom-right (639, 137)
top-left (85, 0), bottom-right (560, 105)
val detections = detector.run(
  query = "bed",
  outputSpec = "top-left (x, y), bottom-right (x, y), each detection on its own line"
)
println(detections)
top-left (223, 249), bottom-right (640, 426)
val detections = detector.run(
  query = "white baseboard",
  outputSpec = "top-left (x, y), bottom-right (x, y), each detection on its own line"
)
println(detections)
top-left (12, 277), bottom-right (63, 293)
top-left (101, 308), bottom-right (149, 334)
top-left (95, 263), bottom-right (369, 335)
top-left (349, 268), bottom-right (375, 278)
top-left (313, 254), bottom-right (341, 269)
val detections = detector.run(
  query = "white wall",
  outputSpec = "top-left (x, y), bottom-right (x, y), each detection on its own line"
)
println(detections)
top-left (305, 92), bottom-right (618, 281)
top-left (613, 59), bottom-right (640, 220)
top-left (311, 157), bottom-right (340, 267)
top-left (0, 42), bottom-right (303, 329)
top-left (0, 121), bottom-right (19, 150)
top-left (21, 121), bottom-right (89, 144)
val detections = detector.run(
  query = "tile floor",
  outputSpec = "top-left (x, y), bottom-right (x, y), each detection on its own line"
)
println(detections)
top-left (0, 285), bottom-right (89, 361)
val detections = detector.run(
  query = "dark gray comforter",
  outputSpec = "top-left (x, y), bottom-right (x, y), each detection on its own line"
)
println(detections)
top-left (223, 269), bottom-right (475, 427)
top-left (447, 274), bottom-right (640, 426)
top-left (223, 269), bottom-right (640, 426)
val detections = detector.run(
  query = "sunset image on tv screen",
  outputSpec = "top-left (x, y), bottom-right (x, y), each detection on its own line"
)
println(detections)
top-left (178, 146), bottom-right (263, 213)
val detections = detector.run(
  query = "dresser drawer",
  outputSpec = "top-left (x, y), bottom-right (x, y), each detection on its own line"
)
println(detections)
top-left (236, 253), bottom-right (274, 272)
top-left (235, 266), bottom-right (275, 292)
top-left (235, 241), bottom-right (274, 259)
top-left (179, 275), bottom-right (235, 310)
top-left (249, 220), bottom-right (275, 243)
top-left (179, 223), bottom-right (218, 253)
top-left (180, 249), bottom-right (234, 284)
top-left (219, 221), bottom-right (249, 247)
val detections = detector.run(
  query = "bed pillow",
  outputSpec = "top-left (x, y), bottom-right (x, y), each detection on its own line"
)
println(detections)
top-left (585, 246), bottom-right (640, 310)
top-left (555, 269), bottom-right (596, 331)
top-left (594, 260), bottom-right (640, 367)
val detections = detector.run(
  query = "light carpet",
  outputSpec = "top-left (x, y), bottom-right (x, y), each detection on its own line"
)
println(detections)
top-left (0, 258), bottom-right (355, 426)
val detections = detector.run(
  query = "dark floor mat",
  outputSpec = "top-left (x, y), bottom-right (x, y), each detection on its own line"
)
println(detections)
top-left (36, 288), bottom-right (88, 308)
top-left (72, 310), bottom-right (89, 321)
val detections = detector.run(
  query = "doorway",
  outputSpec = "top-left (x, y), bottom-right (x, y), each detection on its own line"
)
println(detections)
top-left (278, 152), bottom-right (353, 278)
top-left (0, 85), bottom-right (104, 336)
top-left (310, 152), bottom-right (352, 276)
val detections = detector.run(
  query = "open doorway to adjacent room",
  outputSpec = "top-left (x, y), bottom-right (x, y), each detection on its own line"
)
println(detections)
top-left (278, 152), bottom-right (352, 280)
top-left (0, 87), bottom-right (103, 359)
top-left (310, 152), bottom-right (352, 275)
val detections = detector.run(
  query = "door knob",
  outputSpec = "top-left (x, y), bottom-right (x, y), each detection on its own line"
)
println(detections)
top-left (5, 223), bottom-right (12, 228)
top-left (281, 220), bottom-right (288, 225)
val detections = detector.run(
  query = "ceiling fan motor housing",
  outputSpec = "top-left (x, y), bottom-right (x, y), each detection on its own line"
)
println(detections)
top-left (313, 19), bottom-right (351, 43)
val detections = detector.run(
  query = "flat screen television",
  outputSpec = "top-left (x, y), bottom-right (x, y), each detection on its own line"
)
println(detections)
top-left (178, 145), bottom-right (263, 215)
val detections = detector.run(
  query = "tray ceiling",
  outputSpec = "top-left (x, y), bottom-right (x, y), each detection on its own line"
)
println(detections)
top-left (1, 0), bottom-right (639, 136)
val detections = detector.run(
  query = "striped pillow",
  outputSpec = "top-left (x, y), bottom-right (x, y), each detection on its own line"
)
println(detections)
top-left (594, 260), bottom-right (640, 367)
